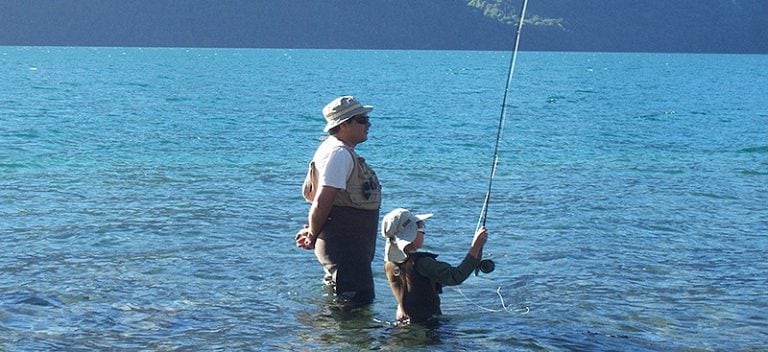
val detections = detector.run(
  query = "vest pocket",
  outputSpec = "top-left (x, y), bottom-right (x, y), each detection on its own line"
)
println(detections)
top-left (347, 181), bottom-right (381, 205)
top-left (346, 158), bottom-right (381, 207)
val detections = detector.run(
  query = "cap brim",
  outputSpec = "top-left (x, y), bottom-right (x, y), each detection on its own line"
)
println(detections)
top-left (415, 213), bottom-right (433, 221)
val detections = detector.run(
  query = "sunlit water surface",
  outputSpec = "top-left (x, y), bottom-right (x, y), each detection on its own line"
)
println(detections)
top-left (1, 47), bottom-right (766, 351)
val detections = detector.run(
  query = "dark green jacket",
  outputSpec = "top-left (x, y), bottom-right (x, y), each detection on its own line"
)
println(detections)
top-left (385, 252), bottom-right (481, 323)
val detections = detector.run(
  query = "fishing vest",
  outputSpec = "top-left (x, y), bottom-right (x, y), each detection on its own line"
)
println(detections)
top-left (384, 252), bottom-right (443, 323)
top-left (302, 144), bottom-right (381, 210)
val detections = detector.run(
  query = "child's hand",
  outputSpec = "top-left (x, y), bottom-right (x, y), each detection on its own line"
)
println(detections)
top-left (472, 226), bottom-right (488, 248)
top-left (468, 226), bottom-right (488, 259)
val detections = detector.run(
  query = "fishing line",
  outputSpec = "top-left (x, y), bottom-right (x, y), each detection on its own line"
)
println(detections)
top-left (477, 0), bottom-right (530, 231)
top-left (454, 285), bottom-right (529, 315)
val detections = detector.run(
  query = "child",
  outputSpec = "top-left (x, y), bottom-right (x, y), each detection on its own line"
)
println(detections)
top-left (381, 208), bottom-right (489, 324)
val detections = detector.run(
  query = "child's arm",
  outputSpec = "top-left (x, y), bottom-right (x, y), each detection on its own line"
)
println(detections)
top-left (416, 255), bottom-right (480, 286)
top-left (416, 227), bottom-right (489, 286)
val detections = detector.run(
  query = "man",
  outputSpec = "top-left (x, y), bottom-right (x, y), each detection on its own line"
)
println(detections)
top-left (296, 96), bottom-right (382, 307)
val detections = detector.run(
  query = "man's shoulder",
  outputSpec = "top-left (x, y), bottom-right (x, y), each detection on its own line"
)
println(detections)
top-left (314, 138), bottom-right (351, 160)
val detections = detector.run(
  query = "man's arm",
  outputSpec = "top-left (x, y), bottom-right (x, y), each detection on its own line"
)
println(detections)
top-left (306, 185), bottom-right (339, 243)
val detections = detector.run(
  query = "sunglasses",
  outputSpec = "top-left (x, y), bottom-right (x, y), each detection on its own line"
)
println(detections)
top-left (350, 115), bottom-right (370, 124)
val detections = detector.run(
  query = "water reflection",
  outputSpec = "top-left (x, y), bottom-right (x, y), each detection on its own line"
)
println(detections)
top-left (295, 303), bottom-right (382, 349)
top-left (293, 295), bottom-right (454, 350)
top-left (385, 319), bottom-right (443, 347)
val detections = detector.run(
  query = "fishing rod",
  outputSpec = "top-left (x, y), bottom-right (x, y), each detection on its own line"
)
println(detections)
top-left (477, 0), bottom-right (530, 232)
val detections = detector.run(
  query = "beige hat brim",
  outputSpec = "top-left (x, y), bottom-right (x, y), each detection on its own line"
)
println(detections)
top-left (322, 105), bottom-right (373, 133)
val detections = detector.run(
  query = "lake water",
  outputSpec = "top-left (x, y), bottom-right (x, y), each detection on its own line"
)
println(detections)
top-left (1, 46), bottom-right (766, 351)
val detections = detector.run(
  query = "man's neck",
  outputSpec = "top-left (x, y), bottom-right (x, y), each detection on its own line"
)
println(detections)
top-left (332, 134), bottom-right (357, 148)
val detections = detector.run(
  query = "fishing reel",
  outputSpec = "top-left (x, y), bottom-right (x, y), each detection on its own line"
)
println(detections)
top-left (474, 259), bottom-right (495, 276)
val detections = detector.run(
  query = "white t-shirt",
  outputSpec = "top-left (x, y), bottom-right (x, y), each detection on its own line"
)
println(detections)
top-left (313, 136), bottom-right (354, 190)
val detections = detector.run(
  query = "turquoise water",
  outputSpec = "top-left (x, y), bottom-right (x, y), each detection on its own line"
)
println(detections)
top-left (1, 47), bottom-right (767, 351)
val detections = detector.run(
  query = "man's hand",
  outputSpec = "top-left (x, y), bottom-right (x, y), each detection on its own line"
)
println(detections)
top-left (295, 225), bottom-right (315, 250)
